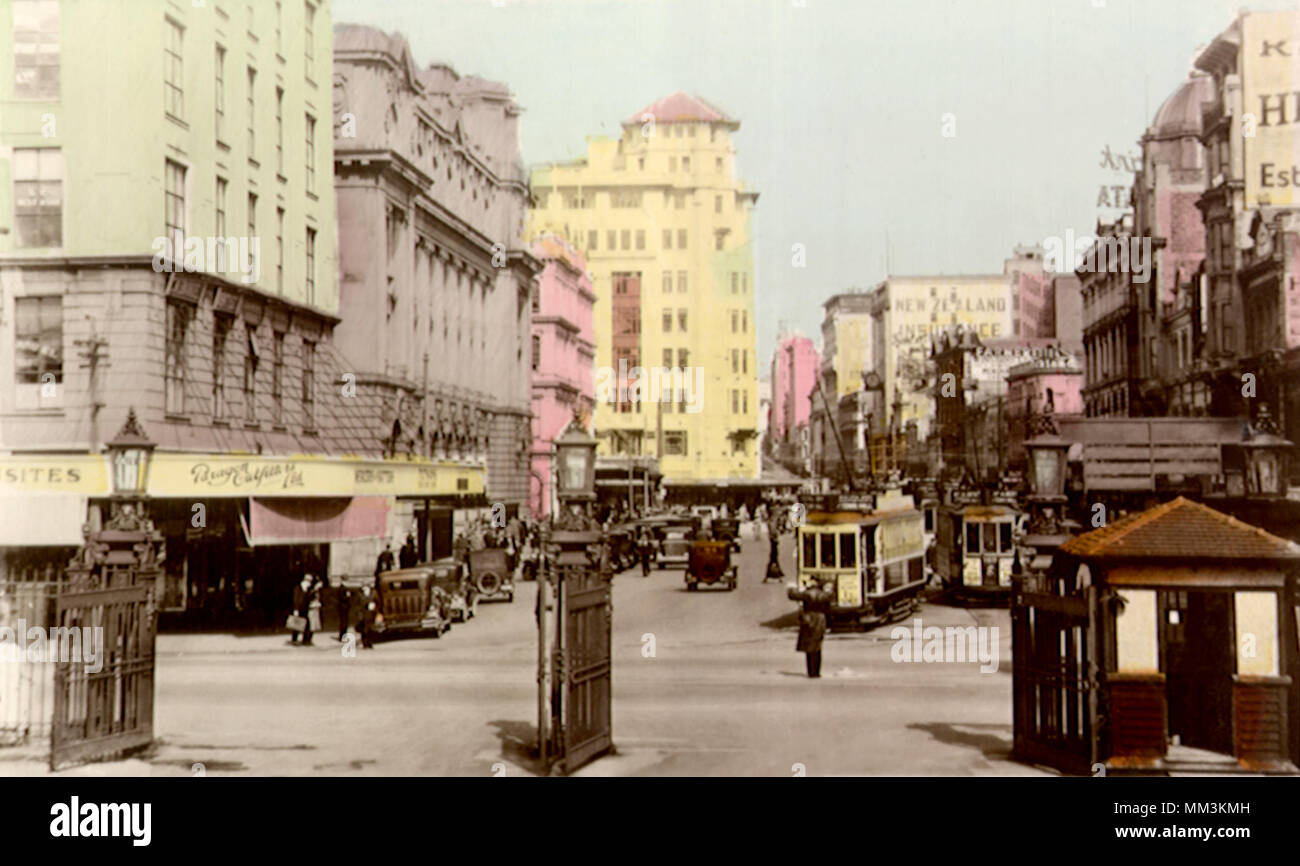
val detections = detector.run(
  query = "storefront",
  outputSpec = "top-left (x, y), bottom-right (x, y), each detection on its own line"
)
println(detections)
top-left (0, 450), bottom-right (484, 629)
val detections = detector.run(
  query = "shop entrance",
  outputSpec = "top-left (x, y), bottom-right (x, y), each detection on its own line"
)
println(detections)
top-left (1163, 590), bottom-right (1235, 755)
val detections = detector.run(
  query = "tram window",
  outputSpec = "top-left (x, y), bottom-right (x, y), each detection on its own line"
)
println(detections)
top-left (820, 534), bottom-right (836, 568)
top-left (999, 523), bottom-right (1012, 552)
top-left (838, 532), bottom-right (856, 569)
top-left (924, 508), bottom-right (934, 532)
top-left (966, 523), bottom-right (980, 554)
top-left (885, 561), bottom-right (904, 589)
top-left (908, 557), bottom-right (923, 584)
top-left (802, 533), bottom-right (815, 568)
top-left (983, 523), bottom-right (998, 553)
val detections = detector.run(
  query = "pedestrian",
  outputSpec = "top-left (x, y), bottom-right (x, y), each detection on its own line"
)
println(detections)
top-left (355, 583), bottom-right (377, 649)
top-left (375, 542), bottom-right (395, 577)
top-left (305, 575), bottom-right (323, 645)
top-left (765, 515), bottom-right (784, 580)
top-left (290, 574), bottom-right (314, 646)
top-left (399, 533), bottom-right (417, 568)
top-left (336, 582), bottom-right (351, 641)
top-left (789, 580), bottom-right (833, 678)
top-left (637, 525), bottom-right (653, 577)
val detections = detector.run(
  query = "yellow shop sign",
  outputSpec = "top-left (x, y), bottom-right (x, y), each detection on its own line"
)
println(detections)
top-left (0, 455), bottom-right (110, 495)
top-left (146, 453), bottom-right (483, 498)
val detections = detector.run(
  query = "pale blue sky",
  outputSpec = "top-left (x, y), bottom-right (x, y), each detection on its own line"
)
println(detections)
top-left (331, 0), bottom-right (1292, 366)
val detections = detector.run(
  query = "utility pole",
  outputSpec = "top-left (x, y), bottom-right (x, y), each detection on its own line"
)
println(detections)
top-left (421, 351), bottom-right (429, 457)
top-left (814, 371), bottom-right (856, 492)
top-left (75, 317), bottom-right (109, 447)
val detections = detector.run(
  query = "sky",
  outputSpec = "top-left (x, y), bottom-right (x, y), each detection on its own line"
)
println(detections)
top-left (331, 0), bottom-right (1294, 368)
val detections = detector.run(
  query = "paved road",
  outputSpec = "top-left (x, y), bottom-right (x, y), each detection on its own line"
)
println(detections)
top-left (8, 531), bottom-right (1047, 777)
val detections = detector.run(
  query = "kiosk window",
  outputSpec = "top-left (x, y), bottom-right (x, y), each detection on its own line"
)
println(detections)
top-left (802, 534), bottom-right (816, 568)
top-left (838, 532), bottom-right (856, 569)
top-left (983, 523), bottom-right (999, 553)
top-left (924, 508), bottom-right (934, 532)
top-left (966, 523), bottom-right (980, 554)
top-left (999, 523), bottom-right (1012, 551)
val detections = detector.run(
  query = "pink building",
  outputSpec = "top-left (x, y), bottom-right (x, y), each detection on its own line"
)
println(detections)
top-left (770, 333), bottom-right (817, 442)
top-left (530, 235), bottom-right (596, 517)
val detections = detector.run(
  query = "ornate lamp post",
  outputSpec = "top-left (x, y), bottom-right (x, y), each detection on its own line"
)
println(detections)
top-left (105, 408), bottom-right (156, 528)
top-left (1242, 404), bottom-right (1292, 497)
top-left (1014, 404), bottom-right (1075, 584)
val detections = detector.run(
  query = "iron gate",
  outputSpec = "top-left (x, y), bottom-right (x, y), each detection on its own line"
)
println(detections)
top-left (1010, 578), bottom-right (1098, 775)
top-left (50, 509), bottom-right (162, 771)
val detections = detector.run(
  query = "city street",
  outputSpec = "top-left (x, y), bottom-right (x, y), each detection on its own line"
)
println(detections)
top-left (8, 532), bottom-right (1044, 777)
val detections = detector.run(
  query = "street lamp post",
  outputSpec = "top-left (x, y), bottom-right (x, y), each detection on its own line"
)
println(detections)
top-left (105, 407), bottom-right (156, 526)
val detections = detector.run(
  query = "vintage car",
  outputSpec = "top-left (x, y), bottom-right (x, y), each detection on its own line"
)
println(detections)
top-left (712, 518), bottom-right (742, 553)
top-left (685, 539), bottom-right (738, 591)
top-left (467, 548), bottom-right (514, 603)
top-left (654, 517), bottom-right (698, 570)
top-left (605, 524), bottom-right (639, 572)
top-left (424, 557), bottom-right (478, 622)
top-left (372, 566), bottom-right (452, 638)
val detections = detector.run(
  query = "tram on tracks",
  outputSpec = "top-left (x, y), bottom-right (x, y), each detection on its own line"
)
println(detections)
top-left (933, 501), bottom-right (1021, 603)
top-left (794, 488), bottom-right (928, 629)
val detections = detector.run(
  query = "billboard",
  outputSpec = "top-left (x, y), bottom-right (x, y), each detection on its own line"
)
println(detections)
top-left (1243, 10), bottom-right (1300, 207)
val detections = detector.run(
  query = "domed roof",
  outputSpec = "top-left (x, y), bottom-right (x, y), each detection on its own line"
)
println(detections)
top-left (1148, 72), bottom-right (1212, 139)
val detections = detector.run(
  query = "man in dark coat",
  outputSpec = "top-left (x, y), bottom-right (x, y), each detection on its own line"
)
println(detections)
top-left (765, 515), bottom-right (784, 580)
top-left (789, 580), bottom-right (833, 677)
top-left (399, 534), bottom-right (417, 568)
top-left (375, 543), bottom-right (395, 576)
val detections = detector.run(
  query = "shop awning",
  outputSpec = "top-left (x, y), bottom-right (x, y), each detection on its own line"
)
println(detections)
top-left (0, 495), bottom-right (88, 545)
top-left (245, 496), bottom-right (389, 546)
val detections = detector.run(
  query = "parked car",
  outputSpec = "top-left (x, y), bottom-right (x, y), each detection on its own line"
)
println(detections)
top-left (467, 548), bottom-right (514, 603)
top-left (654, 517), bottom-right (697, 569)
top-left (372, 566), bottom-right (451, 638)
top-left (424, 557), bottom-right (478, 622)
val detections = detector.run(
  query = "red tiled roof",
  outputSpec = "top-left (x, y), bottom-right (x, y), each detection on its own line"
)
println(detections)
top-left (1058, 496), bottom-right (1300, 561)
top-left (626, 92), bottom-right (737, 126)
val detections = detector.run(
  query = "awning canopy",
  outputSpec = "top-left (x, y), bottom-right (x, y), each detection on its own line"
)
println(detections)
top-left (0, 495), bottom-right (87, 546)
top-left (245, 496), bottom-right (389, 546)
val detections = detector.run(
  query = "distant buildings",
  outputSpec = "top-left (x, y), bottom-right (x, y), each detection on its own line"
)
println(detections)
top-left (527, 92), bottom-right (760, 487)
top-left (769, 331), bottom-right (817, 473)
top-left (529, 234), bottom-right (596, 518)
top-left (332, 25), bottom-right (539, 539)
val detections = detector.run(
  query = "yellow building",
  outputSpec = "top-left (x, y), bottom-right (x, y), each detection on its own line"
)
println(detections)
top-left (528, 93), bottom-right (760, 483)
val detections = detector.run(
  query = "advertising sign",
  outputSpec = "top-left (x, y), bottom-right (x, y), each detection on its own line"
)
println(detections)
top-left (1243, 11), bottom-right (1300, 206)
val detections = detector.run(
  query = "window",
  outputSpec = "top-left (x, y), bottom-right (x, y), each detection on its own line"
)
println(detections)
top-left (731, 310), bottom-right (738, 333)
top-left (621, 229), bottom-right (630, 250)
top-left (165, 300), bottom-right (192, 414)
top-left (839, 533), bottom-right (856, 569)
top-left (663, 431), bottom-right (687, 456)
top-left (606, 230), bottom-right (616, 250)
top-left (275, 0), bottom-right (282, 52)
top-left (677, 309), bottom-right (687, 331)
top-left (715, 233), bottom-right (725, 251)
top-left (271, 332), bottom-right (285, 423)
top-left (662, 272), bottom-right (672, 293)
top-left (247, 67), bottom-right (256, 156)
top-left (802, 534), bottom-right (816, 568)
top-left (677, 271), bottom-right (687, 293)
top-left (965, 522), bottom-right (980, 554)
top-left (215, 177), bottom-right (227, 238)
top-left (305, 114), bottom-right (316, 193)
top-left (715, 195), bottom-right (723, 214)
top-left (731, 349), bottom-right (739, 373)
top-left (305, 227), bottom-right (317, 305)
top-left (275, 207), bottom-right (285, 293)
top-left (662, 309), bottom-right (672, 332)
top-left (14, 296), bottom-right (62, 391)
top-left (164, 18), bottom-right (184, 119)
top-left (819, 533), bottom-right (836, 567)
top-left (678, 349), bottom-right (689, 367)
top-left (742, 310), bottom-right (748, 333)
top-left (715, 157), bottom-right (722, 173)
top-left (303, 1), bottom-right (315, 79)
top-left (301, 340), bottom-right (315, 428)
top-left (635, 229), bottom-right (645, 251)
top-left (677, 229), bottom-right (687, 249)
top-left (213, 315), bottom-right (231, 419)
top-left (742, 350), bottom-right (748, 374)
top-left (731, 273), bottom-right (738, 294)
top-left (983, 522), bottom-right (999, 553)
top-left (732, 389), bottom-right (739, 413)
top-left (13, 0), bottom-right (59, 99)
top-left (662, 229), bottom-right (672, 250)
top-left (215, 46), bottom-right (226, 141)
top-left (13, 147), bottom-right (62, 247)
top-left (244, 331), bottom-right (259, 422)
top-left (532, 334), bottom-right (540, 371)
top-left (275, 87), bottom-right (284, 173)
top-left (165, 159), bottom-right (186, 253)
top-left (247, 193), bottom-right (258, 279)
top-left (999, 523), bottom-right (1012, 552)
top-left (682, 156), bottom-right (690, 172)
top-left (663, 348), bottom-right (674, 368)
top-left (587, 230), bottom-right (597, 251)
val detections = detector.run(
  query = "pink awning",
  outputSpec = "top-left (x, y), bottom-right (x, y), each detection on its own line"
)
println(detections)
top-left (246, 496), bottom-right (389, 546)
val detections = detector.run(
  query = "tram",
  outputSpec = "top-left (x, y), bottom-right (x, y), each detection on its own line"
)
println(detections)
top-left (933, 502), bottom-right (1020, 603)
top-left (795, 489), bottom-right (927, 629)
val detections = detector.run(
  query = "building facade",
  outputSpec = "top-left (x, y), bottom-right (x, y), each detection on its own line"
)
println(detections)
top-left (1078, 216), bottom-right (1140, 418)
top-left (527, 92), bottom-right (760, 483)
top-left (529, 234), bottom-right (595, 518)
top-left (332, 25), bottom-right (539, 521)
top-left (0, 1), bottom-right (484, 625)
top-left (769, 330), bottom-right (816, 472)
